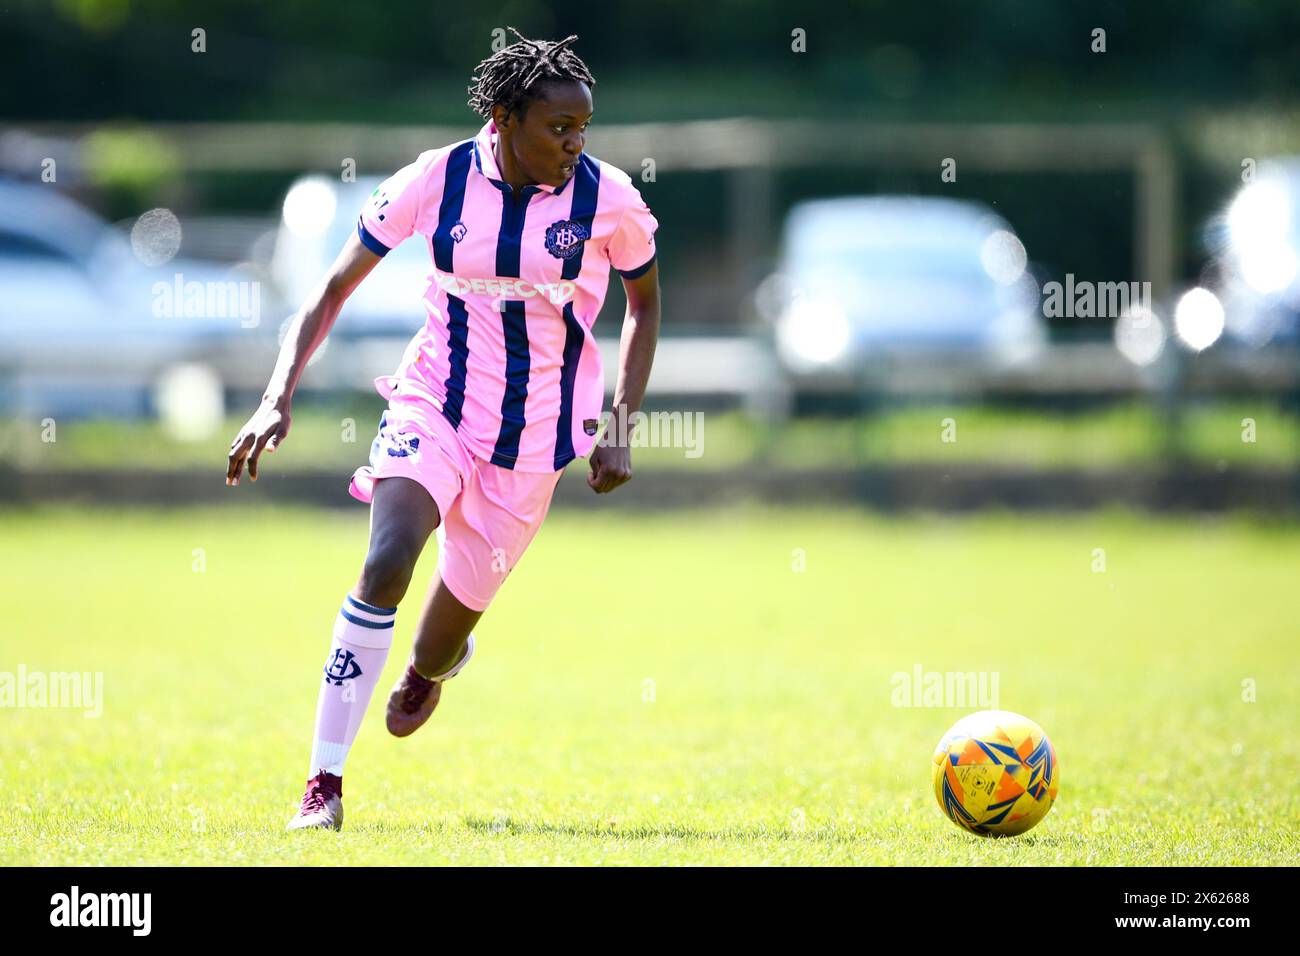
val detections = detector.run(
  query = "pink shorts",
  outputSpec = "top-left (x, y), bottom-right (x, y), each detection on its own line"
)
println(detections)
top-left (349, 377), bottom-right (563, 612)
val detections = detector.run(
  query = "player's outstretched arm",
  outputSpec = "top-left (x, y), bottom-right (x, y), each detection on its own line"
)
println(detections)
top-left (589, 261), bottom-right (661, 494)
top-left (226, 233), bottom-right (383, 486)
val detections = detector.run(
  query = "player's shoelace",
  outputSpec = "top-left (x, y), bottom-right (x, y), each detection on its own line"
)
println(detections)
top-left (300, 775), bottom-right (340, 814)
top-left (397, 666), bottom-right (435, 714)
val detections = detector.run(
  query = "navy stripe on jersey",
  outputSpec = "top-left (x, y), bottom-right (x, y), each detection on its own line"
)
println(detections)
top-left (547, 157), bottom-right (599, 468)
top-left (615, 253), bottom-right (657, 280)
top-left (495, 185), bottom-right (536, 277)
top-left (432, 141), bottom-right (474, 273)
top-left (433, 142), bottom-right (475, 431)
top-left (553, 301), bottom-right (585, 470)
top-left (357, 221), bottom-right (391, 257)
top-left (489, 179), bottom-right (535, 466)
top-left (491, 299), bottom-right (531, 468)
top-left (561, 155), bottom-right (601, 281)
top-left (441, 295), bottom-right (470, 429)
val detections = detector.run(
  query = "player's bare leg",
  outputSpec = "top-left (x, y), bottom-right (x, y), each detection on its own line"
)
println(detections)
top-left (385, 576), bottom-right (482, 737)
top-left (355, 476), bottom-right (442, 608)
top-left (411, 575), bottom-right (482, 677)
top-left (288, 476), bottom-right (440, 830)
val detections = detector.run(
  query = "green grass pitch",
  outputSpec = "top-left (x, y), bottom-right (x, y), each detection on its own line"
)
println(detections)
top-left (1, 505), bottom-right (1295, 865)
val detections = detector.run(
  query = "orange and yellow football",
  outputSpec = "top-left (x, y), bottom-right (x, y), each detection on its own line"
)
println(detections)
top-left (932, 710), bottom-right (1060, 837)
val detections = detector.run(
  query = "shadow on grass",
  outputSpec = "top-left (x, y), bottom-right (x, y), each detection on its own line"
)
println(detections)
top-left (330, 817), bottom-right (1083, 850)
top-left (463, 815), bottom-right (875, 843)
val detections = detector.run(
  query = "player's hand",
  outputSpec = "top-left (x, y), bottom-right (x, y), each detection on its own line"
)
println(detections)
top-left (587, 442), bottom-right (632, 494)
top-left (226, 398), bottom-right (291, 486)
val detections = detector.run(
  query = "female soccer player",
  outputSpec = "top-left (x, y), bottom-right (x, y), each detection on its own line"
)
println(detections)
top-left (225, 30), bottom-right (660, 831)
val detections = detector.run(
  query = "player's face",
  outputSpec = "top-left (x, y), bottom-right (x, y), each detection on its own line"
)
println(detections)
top-left (496, 80), bottom-right (593, 188)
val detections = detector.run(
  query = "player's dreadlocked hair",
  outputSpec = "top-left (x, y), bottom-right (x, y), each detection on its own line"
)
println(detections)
top-left (466, 28), bottom-right (595, 122)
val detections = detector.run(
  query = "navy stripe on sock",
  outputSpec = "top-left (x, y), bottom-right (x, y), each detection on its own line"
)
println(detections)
top-left (339, 608), bottom-right (395, 630)
top-left (345, 594), bottom-right (396, 616)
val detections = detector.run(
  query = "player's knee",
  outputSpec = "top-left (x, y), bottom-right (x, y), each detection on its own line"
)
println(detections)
top-left (358, 533), bottom-right (422, 605)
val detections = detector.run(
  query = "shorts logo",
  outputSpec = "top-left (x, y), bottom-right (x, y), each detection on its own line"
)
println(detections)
top-left (450, 221), bottom-right (468, 243)
top-left (583, 418), bottom-right (599, 436)
top-left (545, 219), bottom-right (589, 260)
top-left (324, 649), bottom-right (363, 685)
top-left (383, 432), bottom-right (421, 458)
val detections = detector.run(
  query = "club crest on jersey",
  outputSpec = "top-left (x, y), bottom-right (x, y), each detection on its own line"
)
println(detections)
top-left (383, 432), bottom-right (421, 458)
top-left (324, 648), bottom-right (362, 685)
top-left (450, 221), bottom-right (468, 243)
top-left (545, 219), bottom-right (590, 260)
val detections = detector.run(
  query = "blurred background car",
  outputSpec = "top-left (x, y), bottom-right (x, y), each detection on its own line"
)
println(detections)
top-left (758, 196), bottom-right (1046, 394)
top-left (0, 178), bottom-right (270, 421)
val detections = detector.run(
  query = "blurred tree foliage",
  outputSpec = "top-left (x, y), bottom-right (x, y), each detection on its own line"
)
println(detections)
top-left (5, 0), bottom-right (1300, 122)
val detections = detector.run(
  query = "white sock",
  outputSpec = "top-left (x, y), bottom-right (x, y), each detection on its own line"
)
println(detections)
top-left (307, 594), bottom-right (396, 777)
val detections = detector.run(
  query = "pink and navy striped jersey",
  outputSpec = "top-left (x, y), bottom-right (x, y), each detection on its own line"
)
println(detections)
top-left (356, 119), bottom-right (658, 472)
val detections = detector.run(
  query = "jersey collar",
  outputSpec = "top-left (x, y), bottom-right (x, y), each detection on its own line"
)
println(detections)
top-left (472, 119), bottom-right (573, 196)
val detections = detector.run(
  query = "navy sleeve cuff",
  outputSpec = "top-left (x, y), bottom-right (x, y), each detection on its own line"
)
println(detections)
top-left (357, 221), bottom-right (391, 257)
top-left (615, 253), bottom-right (656, 280)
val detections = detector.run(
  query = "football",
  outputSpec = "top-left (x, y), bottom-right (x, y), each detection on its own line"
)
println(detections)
top-left (932, 710), bottom-right (1060, 837)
